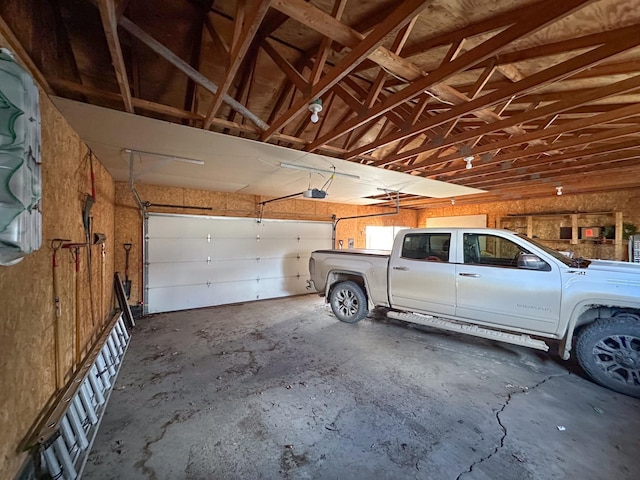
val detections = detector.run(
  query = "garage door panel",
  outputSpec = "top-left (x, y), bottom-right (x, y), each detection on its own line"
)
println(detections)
top-left (206, 280), bottom-right (260, 305)
top-left (212, 239), bottom-right (259, 259)
top-left (253, 258), bottom-right (294, 278)
top-left (211, 219), bottom-right (261, 238)
top-left (208, 259), bottom-right (261, 282)
top-left (148, 238), bottom-right (212, 262)
top-left (148, 262), bottom-right (212, 287)
top-left (146, 214), bottom-right (331, 313)
top-left (254, 257), bottom-right (308, 277)
top-left (148, 284), bottom-right (213, 313)
top-left (148, 215), bottom-right (217, 238)
top-left (257, 239), bottom-right (304, 257)
top-left (260, 222), bottom-right (298, 238)
top-left (257, 276), bottom-right (309, 298)
top-left (282, 257), bottom-right (309, 277)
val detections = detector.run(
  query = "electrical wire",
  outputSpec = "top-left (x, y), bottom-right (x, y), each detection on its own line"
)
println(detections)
top-left (320, 166), bottom-right (336, 192)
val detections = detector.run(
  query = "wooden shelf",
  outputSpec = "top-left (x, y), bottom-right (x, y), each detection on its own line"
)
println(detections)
top-left (497, 211), bottom-right (624, 260)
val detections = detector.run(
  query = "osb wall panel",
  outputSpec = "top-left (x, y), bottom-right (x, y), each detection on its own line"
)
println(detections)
top-left (0, 40), bottom-right (115, 479)
top-left (418, 190), bottom-right (640, 260)
top-left (334, 206), bottom-right (419, 249)
top-left (115, 182), bottom-right (419, 305)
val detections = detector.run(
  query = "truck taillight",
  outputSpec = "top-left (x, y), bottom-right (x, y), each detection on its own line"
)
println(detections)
top-left (309, 257), bottom-right (315, 275)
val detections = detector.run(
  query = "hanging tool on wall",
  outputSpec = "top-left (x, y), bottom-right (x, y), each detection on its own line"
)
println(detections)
top-left (101, 243), bottom-right (106, 323)
top-left (50, 238), bottom-right (70, 390)
top-left (82, 153), bottom-right (96, 244)
top-left (123, 243), bottom-right (132, 299)
top-left (93, 233), bottom-right (107, 325)
top-left (62, 242), bottom-right (87, 365)
top-left (82, 151), bottom-right (97, 329)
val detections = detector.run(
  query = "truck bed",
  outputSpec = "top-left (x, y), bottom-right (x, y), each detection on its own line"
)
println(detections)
top-left (312, 249), bottom-right (390, 257)
top-left (309, 249), bottom-right (391, 307)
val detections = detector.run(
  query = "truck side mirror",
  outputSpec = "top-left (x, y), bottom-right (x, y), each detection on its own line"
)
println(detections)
top-left (517, 253), bottom-right (550, 271)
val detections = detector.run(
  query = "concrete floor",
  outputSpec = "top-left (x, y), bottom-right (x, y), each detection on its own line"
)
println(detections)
top-left (84, 295), bottom-right (640, 480)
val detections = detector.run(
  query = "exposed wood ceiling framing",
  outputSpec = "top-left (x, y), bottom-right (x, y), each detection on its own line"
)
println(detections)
top-left (2, 0), bottom-right (639, 208)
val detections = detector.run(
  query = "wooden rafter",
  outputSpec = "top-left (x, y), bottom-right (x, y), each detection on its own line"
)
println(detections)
top-left (383, 25), bottom-right (640, 91)
top-left (403, 104), bottom-right (640, 174)
top-left (261, 0), bottom-right (433, 141)
top-left (204, 14), bottom-right (230, 64)
top-left (365, 16), bottom-right (418, 109)
top-left (379, 72), bottom-right (640, 167)
top-left (271, 0), bottom-right (528, 155)
top-left (435, 140), bottom-right (640, 182)
top-left (357, 25), bottom-right (640, 164)
top-left (118, 16), bottom-right (268, 130)
top-left (309, 0), bottom-right (348, 87)
top-left (400, 0), bottom-right (550, 58)
top-left (184, 0), bottom-right (214, 118)
top-left (227, 44), bottom-right (259, 131)
top-left (308, 0), bottom-right (594, 153)
top-left (203, 0), bottom-right (271, 129)
top-left (261, 40), bottom-right (307, 91)
top-left (464, 151), bottom-right (640, 189)
top-left (97, 0), bottom-right (134, 113)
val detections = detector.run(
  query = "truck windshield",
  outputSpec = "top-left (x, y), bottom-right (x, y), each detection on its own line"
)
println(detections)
top-left (515, 234), bottom-right (578, 267)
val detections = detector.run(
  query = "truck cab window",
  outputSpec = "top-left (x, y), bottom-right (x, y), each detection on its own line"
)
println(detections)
top-left (463, 233), bottom-right (546, 269)
top-left (402, 233), bottom-right (451, 261)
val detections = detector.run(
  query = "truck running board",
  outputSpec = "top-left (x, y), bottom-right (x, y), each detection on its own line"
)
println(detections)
top-left (386, 311), bottom-right (549, 352)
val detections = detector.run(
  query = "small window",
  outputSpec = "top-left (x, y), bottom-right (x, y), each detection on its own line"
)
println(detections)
top-left (402, 233), bottom-right (451, 262)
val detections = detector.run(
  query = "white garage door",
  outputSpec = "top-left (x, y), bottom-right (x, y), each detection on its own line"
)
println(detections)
top-left (145, 214), bottom-right (332, 314)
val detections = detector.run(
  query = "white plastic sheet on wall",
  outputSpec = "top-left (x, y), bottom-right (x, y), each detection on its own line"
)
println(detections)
top-left (145, 214), bottom-right (332, 314)
top-left (0, 48), bottom-right (42, 266)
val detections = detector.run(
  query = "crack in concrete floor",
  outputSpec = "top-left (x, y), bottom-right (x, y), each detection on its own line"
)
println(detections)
top-left (455, 371), bottom-right (571, 480)
top-left (134, 409), bottom-right (199, 480)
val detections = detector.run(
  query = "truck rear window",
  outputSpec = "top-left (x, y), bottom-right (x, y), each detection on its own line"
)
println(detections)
top-left (401, 233), bottom-right (451, 261)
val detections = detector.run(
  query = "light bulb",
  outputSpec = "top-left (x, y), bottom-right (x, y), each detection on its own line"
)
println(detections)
top-left (465, 161), bottom-right (472, 170)
top-left (310, 111), bottom-right (319, 123)
top-left (464, 156), bottom-right (473, 170)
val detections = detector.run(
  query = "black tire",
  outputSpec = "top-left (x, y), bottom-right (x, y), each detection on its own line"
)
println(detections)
top-left (576, 314), bottom-right (640, 398)
top-left (329, 281), bottom-right (368, 323)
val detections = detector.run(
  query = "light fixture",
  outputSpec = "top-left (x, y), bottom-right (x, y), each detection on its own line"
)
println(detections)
top-left (308, 98), bottom-right (323, 123)
top-left (556, 186), bottom-right (563, 196)
top-left (280, 162), bottom-right (360, 179)
top-left (450, 198), bottom-right (456, 205)
top-left (464, 156), bottom-right (473, 170)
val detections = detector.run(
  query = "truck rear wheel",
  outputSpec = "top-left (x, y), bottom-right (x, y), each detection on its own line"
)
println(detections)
top-left (329, 281), bottom-right (368, 323)
top-left (576, 314), bottom-right (640, 398)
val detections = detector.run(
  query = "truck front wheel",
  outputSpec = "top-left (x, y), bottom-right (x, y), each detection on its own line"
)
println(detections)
top-left (329, 281), bottom-right (368, 323)
top-left (576, 314), bottom-right (640, 398)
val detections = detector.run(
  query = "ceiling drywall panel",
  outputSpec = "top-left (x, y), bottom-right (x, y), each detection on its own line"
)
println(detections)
top-left (52, 97), bottom-right (485, 204)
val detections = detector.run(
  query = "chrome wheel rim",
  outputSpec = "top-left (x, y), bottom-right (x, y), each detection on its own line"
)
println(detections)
top-left (334, 288), bottom-right (359, 318)
top-left (593, 334), bottom-right (640, 387)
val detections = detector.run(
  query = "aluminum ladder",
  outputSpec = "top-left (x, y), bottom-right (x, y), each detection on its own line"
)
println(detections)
top-left (35, 314), bottom-right (130, 480)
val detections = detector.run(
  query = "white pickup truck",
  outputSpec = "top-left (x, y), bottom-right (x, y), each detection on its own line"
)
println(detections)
top-left (308, 228), bottom-right (640, 397)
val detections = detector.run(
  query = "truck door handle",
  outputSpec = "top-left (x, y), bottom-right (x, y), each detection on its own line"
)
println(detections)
top-left (393, 266), bottom-right (408, 271)
top-left (459, 273), bottom-right (480, 278)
